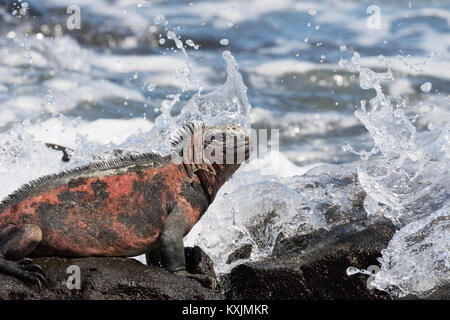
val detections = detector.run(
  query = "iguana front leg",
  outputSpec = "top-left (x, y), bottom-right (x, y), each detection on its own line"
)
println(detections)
top-left (0, 224), bottom-right (46, 288)
top-left (148, 206), bottom-right (214, 288)
top-left (159, 207), bottom-right (188, 273)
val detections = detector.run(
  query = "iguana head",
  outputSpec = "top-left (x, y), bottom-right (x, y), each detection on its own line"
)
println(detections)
top-left (171, 122), bottom-right (251, 202)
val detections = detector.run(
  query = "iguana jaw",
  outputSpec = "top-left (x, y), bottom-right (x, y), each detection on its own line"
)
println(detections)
top-left (194, 124), bottom-right (251, 203)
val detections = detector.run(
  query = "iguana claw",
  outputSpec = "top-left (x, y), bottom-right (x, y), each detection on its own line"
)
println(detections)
top-left (20, 271), bottom-right (46, 290)
top-left (18, 258), bottom-right (47, 277)
top-left (0, 255), bottom-right (47, 290)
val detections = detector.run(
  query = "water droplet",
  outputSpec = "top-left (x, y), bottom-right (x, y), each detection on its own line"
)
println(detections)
top-left (185, 39), bottom-right (199, 49)
top-left (420, 82), bottom-right (432, 93)
top-left (146, 83), bottom-right (156, 92)
top-left (308, 9), bottom-right (317, 16)
top-left (346, 267), bottom-right (361, 276)
top-left (6, 31), bottom-right (16, 39)
top-left (220, 38), bottom-right (229, 46)
top-left (393, 108), bottom-right (404, 117)
top-left (137, 1), bottom-right (151, 8)
top-left (44, 94), bottom-right (56, 105)
top-left (155, 14), bottom-right (166, 25)
top-left (352, 52), bottom-right (361, 64)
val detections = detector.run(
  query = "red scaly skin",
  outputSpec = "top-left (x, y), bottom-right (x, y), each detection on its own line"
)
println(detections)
top-left (0, 161), bottom-right (207, 258)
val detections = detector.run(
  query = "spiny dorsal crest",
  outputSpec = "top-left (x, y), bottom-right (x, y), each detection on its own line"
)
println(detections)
top-left (0, 151), bottom-right (162, 211)
top-left (170, 120), bottom-right (205, 149)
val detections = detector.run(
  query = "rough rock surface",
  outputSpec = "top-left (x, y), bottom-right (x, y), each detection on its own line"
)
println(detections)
top-left (226, 244), bottom-right (252, 265)
top-left (224, 221), bottom-right (397, 300)
top-left (0, 247), bottom-right (221, 300)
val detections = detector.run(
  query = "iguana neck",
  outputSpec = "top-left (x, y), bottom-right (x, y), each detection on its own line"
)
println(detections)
top-left (195, 169), bottom-right (222, 203)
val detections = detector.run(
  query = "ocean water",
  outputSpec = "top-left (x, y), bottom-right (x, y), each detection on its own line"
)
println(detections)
top-left (0, 0), bottom-right (448, 298)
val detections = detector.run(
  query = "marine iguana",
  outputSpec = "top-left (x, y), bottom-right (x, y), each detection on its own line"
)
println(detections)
top-left (0, 122), bottom-right (250, 288)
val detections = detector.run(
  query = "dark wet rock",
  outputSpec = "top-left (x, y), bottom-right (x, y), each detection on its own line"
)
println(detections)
top-left (224, 221), bottom-right (397, 300)
top-left (0, 249), bottom-right (222, 300)
top-left (185, 246), bottom-right (221, 294)
top-left (185, 246), bottom-right (217, 281)
top-left (226, 244), bottom-right (252, 264)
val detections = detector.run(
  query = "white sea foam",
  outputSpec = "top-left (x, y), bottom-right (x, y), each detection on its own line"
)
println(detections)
top-left (344, 52), bottom-right (450, 297)
top-left (246, 56), bottom-right (450, 81)
top-left (251, 107), bottom-right (360, 137)
top-left (372, 203), bottom-right (450, 298)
